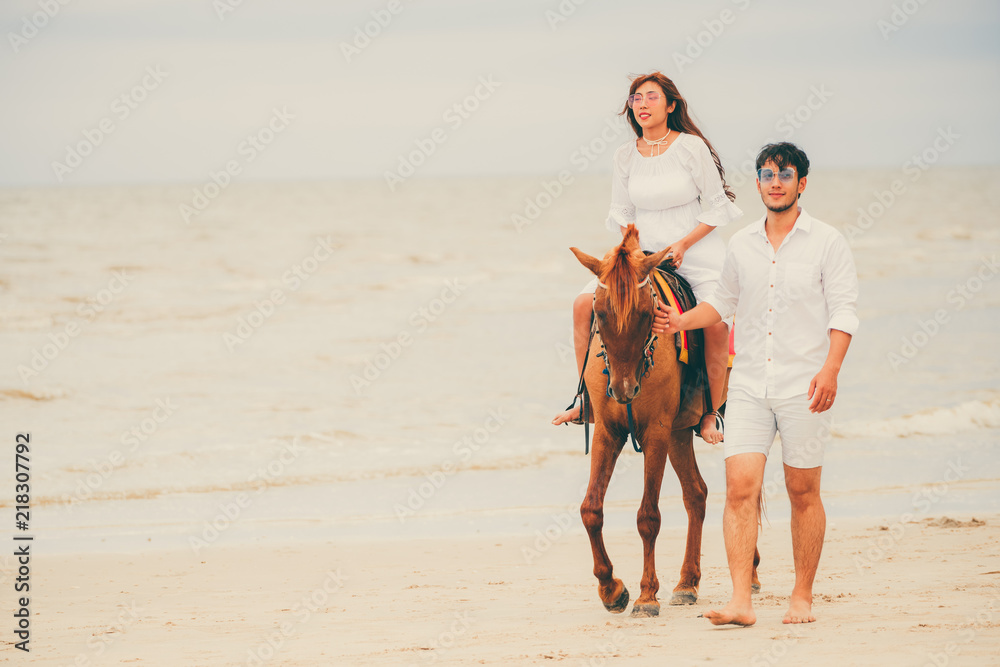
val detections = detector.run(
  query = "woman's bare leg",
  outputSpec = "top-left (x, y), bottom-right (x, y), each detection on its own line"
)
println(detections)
top-left (552, 293), bottom-right (595, 425)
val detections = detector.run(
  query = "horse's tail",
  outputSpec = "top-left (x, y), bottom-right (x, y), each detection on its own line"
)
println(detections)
top-left (757, 487), bottom-right (768, 528)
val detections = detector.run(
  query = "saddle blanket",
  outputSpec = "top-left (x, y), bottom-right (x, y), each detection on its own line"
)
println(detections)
top-left (650, 268), bottom-right (735, 368)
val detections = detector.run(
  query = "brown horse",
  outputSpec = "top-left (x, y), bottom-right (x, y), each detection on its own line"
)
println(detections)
top-left (570, 225), bottom-right (759, 617)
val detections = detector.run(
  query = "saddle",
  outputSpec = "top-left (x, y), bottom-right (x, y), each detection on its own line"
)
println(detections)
top-left (645, 253), bottom-right (731, 432)
top-left (648, 259), bottom-right (698, 365)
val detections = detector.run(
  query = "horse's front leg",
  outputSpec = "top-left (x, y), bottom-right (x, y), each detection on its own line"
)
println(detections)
top-left (581, 426), bottom-right (629, 613)
top-left (631, 429), bottom-right (669, 617)
top-left (666, 428), bottom-right (707, 605)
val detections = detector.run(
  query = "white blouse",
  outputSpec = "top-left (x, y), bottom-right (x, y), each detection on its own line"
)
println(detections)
top-left (605, 133), bottom-right (743, 298)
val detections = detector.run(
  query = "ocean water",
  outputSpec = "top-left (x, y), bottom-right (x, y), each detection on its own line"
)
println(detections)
top-left (1, 168), bottom-right (998, 554)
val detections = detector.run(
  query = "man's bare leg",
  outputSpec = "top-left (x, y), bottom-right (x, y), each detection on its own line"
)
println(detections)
top-left (783, 463), bottom-right (824, 624)
top-left (552, 293), bottom-right (594, 425)
top-left (698, 321), bottom-right (729, 444)
top-left (705, 453), bottom-right (766, 627)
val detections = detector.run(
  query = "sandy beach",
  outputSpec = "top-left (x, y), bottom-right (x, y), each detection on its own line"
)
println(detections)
top-left (2, 169), bottom-right (999, 664)
top-left (24, 513), bottom-right (1000, 665)
top-left (3, 1), bottom-right (1000, 663)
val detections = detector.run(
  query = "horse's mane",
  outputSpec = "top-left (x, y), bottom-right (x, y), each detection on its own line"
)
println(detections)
top-left (599, 225), bottom-right (645, 332)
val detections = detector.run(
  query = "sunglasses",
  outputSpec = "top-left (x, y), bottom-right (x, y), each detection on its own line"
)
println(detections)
top-left (627, 91), bottom-right (662, 108)
top-left (757, 168), bottom-right (796, 183)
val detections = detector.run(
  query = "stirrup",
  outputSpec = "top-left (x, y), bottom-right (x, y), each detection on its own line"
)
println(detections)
top-left (694, 409), bottom-right (724, 441)
top-left (562, 394), bottom-right (585, 425)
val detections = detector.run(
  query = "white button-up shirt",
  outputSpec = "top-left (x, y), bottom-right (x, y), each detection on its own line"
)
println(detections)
top-left (704, 207), bottom-right (860, 400)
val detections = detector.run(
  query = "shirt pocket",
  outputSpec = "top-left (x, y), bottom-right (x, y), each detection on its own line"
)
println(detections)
top-left (783, 261), bottom-right (821, 299)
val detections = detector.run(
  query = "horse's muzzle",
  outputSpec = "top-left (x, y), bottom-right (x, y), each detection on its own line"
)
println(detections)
top-left (609, 377), bottom-right (641, 404)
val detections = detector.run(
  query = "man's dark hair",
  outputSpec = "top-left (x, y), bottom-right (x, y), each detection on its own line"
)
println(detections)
top-left (755, 142), bottom-right (810, 179)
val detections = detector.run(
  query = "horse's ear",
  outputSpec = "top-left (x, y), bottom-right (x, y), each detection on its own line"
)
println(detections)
top-left (640, 247), bottom-right (671, 276)
top-left (570, 247), bottom-right (602, 277)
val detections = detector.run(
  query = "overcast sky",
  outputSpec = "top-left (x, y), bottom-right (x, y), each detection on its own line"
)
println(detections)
top-left (1, 0), bottom-right (998, 186)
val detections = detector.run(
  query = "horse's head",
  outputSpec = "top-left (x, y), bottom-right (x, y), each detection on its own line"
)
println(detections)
top-left (571, 225), bottom-right (670, 403)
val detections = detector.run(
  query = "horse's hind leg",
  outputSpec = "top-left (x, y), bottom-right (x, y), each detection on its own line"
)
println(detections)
top-left (666, 429), bottom-right (707, 605)
top-left (581, 429), bottom-right (629, 613)
top-left (752, 547), bottom-right (761, 594)
top-left (630, 433), bottom-right (670, 618)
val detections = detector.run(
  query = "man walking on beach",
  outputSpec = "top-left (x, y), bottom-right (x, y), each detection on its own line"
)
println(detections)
top-left (653, 142), bottom-right (859, 626)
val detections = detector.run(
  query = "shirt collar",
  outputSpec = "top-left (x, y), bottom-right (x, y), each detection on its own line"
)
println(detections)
top-left (753, 206), bottom-right (812, 236)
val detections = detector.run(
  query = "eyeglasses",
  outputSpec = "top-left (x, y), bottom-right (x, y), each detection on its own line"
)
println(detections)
top-left (627, 92), bottom-right (662, 108)
top-left (757, 168), bottom-right (796, 183)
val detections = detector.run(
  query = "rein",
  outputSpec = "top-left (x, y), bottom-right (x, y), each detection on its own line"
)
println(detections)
top-left (566, 310), bottom-right (598, 454)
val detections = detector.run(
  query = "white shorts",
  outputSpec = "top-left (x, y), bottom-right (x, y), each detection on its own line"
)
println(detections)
top-left (579, 276), bottom-right (720, 304)
top-left (723, 390), bottom-right (832, 469)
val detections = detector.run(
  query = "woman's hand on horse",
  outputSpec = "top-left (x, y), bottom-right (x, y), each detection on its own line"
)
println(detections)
top-left (653, 302), bottom-right (683, 335)
top-left (664, 240), bottom-right (687, 268)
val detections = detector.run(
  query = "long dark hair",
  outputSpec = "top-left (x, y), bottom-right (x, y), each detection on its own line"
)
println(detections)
top-left (621, 72), bottom-right (735, 202)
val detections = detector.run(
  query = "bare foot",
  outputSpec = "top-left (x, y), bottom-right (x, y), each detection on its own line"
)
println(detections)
top-left (699, 413), bottom-right (723, 445)
top-left (782, 595), bottom-right (815, 624)
top-left (551, 404), bottom-right (581, 426)
top-left (704, 601), bottom-right (755, 627)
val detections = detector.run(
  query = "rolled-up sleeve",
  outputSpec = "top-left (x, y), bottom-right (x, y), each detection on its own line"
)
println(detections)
top-left (605, 143), bottom-right (636, 232)
top-left (823, 233), bottom-right (860, 335)
top-left (703, 242), bottom-right (740, 319)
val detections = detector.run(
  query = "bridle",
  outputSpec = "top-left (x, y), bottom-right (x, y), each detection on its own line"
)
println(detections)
top-left (593, 274), bottom-right (660, 453)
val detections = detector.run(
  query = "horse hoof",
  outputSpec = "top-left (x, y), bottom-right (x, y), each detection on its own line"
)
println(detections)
top-left (751, 583), bottom-right (761, 595)
top-left (670, 591), bottom-right (697, 606)
top-left (630, 603), bottom-right (659, 618)
top-left (603, 586), bottom-right (630, 613)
